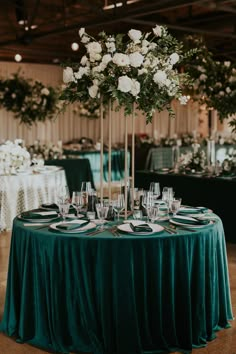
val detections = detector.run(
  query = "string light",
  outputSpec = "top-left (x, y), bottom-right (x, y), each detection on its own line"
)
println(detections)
top-left (71, 42), bottom-right (79, 51)
top-left (15, 54), bottom-right (22, 62)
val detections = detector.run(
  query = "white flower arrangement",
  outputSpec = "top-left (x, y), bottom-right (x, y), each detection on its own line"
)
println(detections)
top-left (60, 25), bottom-right (192, 122)
top-left (178, 145), bottom-right (206, 172)
top-left (0, 140), bottom-right (31, 175)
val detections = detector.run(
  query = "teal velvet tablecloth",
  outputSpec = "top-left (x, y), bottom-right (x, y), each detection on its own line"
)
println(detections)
top-left (0, 217), bottom-right (233, 354)
top-left (63, 149), bottom-right (130, 184)
top-left (45, 158), bottom-right (95, 196)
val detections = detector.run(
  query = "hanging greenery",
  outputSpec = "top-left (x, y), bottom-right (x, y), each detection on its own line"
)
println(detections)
top-left (0, 72), bottom-right (60, 125)
top-left (182, 35), bottom-right (236, 131)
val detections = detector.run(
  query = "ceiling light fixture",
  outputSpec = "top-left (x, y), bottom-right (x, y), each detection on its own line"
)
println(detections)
top-left (15, 54), bottom-right (22, 62)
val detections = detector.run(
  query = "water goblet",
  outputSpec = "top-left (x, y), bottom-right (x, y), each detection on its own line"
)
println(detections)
top-left (170, 198), bottom-right (182, 216)
top-left (149, 182), bottom-right (161, 200)
top-left (148, 206), bottom-right (159, 223)
top-left (95, 203), bottom-right (109, 230)
top-left (58, 201), bottom-right (70, 221)
top-left (113, 194), bottom-right (125, 222)
top-left (71, 191), bottom-right (84, 217)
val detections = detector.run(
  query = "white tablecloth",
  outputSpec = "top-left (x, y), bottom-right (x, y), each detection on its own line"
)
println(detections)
top-left (0, 166), bottom-right (67, 230)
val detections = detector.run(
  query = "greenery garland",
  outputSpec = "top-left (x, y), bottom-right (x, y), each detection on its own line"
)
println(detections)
top-left (0, 72), bottom-right (60, 125)
top-left (183, 35), bottom-right (236, 131)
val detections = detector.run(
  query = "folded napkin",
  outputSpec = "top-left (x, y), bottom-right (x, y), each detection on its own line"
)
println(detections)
top-left (172, 215), bottom-right (209, 225)
top-left (56, 220), bottom-right (89, 230)
top-left (21, 209), bottom-right (58, 219)
top-left (41, 203), bottom-right (59, 210)
top-left (178, 206), bottom-right (208, 214)
top-left (130, 223), bottom-right (153, 233)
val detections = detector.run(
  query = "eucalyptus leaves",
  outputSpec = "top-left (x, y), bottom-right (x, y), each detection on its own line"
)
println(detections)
top-left (0, 72), bottom-right (59, 125)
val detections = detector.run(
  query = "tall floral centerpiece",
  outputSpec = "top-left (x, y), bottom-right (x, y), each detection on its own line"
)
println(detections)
top-left (60, 25), bottom-right (192, 216)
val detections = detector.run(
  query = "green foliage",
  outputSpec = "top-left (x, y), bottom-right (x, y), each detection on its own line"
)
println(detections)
top-left (0, 72), bottom-right (60, 125)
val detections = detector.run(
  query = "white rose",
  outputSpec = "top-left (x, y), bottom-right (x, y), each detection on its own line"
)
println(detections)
top-left (88, 85), bottom-right (99, 98)
top-left (129, 52), bottom-right (144, 68)
top-left (74, 66), bottom-right (90, 79)
top-left (199, 74), bottom-right (207, 81)
top-left (80, 55), bottom-right (88, 65)
top-left (86, 41), bottom-right (102, 54)
top-left (63, 67), bottom-right (75, 83)
top-left (41, 88), bottom-right (50, 96)
top-left (226, 87), bottom-right (231, 93)
top-left (130, 79), bottom-right (140, 97)
top-left (78, 28), bottom-right (85, 37)
top-left (178, 95), bottom-right (189, 105)
top-left (153, 25), bottom-right (162, 37)
top-left (128, 29), bottom-right (142, 43)
top-left (102, 54), bottom-right (112, 65)
top-left (117, 75), bottom-right (132, 93)
top-left (113, 53), bottom-right (130, 67)
top-left (81, 35), bottom-right (90, 44)
top-left (219, 91), bottom-right (225, 96)
top-left (224, 61), bottom-right (231, 67)
top-left (169, 53), bottom-right (179, 65)
top-left (105, 42), bottom-right (116, 53)
top-left (153, 70), bottom-right (167, 85)
top-left (11, 93), bottom-right (16, 99)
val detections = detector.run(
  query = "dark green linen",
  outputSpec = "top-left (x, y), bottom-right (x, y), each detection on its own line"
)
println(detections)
top-left (45, 158), bottom-right (95, 196)
top-left (135, 170), bottom-right (236, 242)
top-left (130, 223), bottom-right (153, 232)
top-left (56, 220), bottom-right (90, 230)
top-left (171, 216), bottom-right (209, 225)
top-left (0, 217), bottom-right (233, 354)
top-left (21, 209), bottom-right (58, 220)
top-left (63, 149), bottom-right (130, 184)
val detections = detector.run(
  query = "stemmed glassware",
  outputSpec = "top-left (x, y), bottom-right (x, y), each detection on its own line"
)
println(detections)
top-left (149, 182), bottom-right (160, 200)
top-left (71, 191), bottom-right (84, 217)
top-left (56, 185), bottom-right (71, 221)
top-left (113, 194), bottom-right (125, 222)
top-left (170, 198), bottom-right (182, 216)
top-left (81, 181), bottom-right (92, 211)
top-left (95, 202), bottom-right (109, 230)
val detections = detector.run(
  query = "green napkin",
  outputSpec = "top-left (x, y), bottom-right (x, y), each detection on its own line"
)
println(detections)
top-left (41, 203), bottom-right (59, 210)
top-left (56, 221), bottom-right (89, 230)
top-left (21, 209), bottom-right (58, 219)
top-left (178, 207), bottom-right (208, 215)
top-left (172, 216), bottom-right (209, 225)
top-left (130, 223), bottom-right (153, 232)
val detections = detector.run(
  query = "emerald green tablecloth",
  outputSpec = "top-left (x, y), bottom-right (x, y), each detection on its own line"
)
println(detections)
top-left (45, 158), bottom-right (95, 196)
top-left (0, 217), bottom-right (233, 354)
top-left (63, 149), bottom-right (130, 183)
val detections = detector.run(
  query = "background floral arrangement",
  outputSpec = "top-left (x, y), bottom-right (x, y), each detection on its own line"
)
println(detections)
top-left (27, 140), bottom-right (63, 160)
top-left (178, 144), bottom-right (206, 172)
top-left (60, 25), bottom-right (192, 123)
top-left (0, 72), bottom-right (60, 125)
top-left (220, 150), bottom-right (236, 176)
top-left (0, 139), bottom-right (31, 174)
top-left (183, 35), bottom-right (236, 130)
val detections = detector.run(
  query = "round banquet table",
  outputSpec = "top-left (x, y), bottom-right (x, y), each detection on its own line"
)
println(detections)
top-left (0, 216), bottom-right (233, 354)
top-left (0, 166), bottom-right (67, 230)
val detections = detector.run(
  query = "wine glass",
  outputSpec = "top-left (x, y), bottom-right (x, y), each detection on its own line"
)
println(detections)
top-left (57, 185), bottom-right (70, 204)
top-left (148, 206), bottom-right (159, 223)
top-left (149, 182), bottom-right (160, 200)
top-left (95, 203), bottom-right (109, 230)
top-left (170, 198), bottom-right (182, 216)
top-left (113, 194), bottom-right (125, 222)
top-left (58, 201), bottom-right (70, 221)
top-left (71, 191), bottom-right (84, 217)
top-left (81, 181), bottom-right (92, 210)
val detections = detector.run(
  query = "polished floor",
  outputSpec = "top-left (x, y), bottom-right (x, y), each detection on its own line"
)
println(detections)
top-left (0, 231), bottom-right (235, 354)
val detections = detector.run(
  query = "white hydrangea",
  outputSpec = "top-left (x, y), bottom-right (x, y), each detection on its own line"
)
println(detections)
top-left (153, 25), bottom-right (162, 37)
top-left (153, 70), bottom-right (167, 86)
top-left (169, 53), bottom-right (179, 65)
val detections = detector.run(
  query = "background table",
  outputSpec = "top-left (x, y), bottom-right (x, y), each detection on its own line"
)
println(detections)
top-left (0, 217), bottom-right (233, 354)
top-left (135, 170), bottom-right (236, 243)
top-left (45, 158), bottom-right (95, 196)
top-left (0, 167), bottom-right (66, 230)
top-left (63, 149), bottom-right (130, 184)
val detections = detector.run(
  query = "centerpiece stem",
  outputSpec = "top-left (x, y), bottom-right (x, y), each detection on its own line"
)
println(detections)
top-left (124, 114), bottom-right (128, 220)
top-left (108, 99), bottom-right (112, 202)
top-left (131, 103), bottom-right (135, 210)
top-left (100, 96), bottom-right (104, 204)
